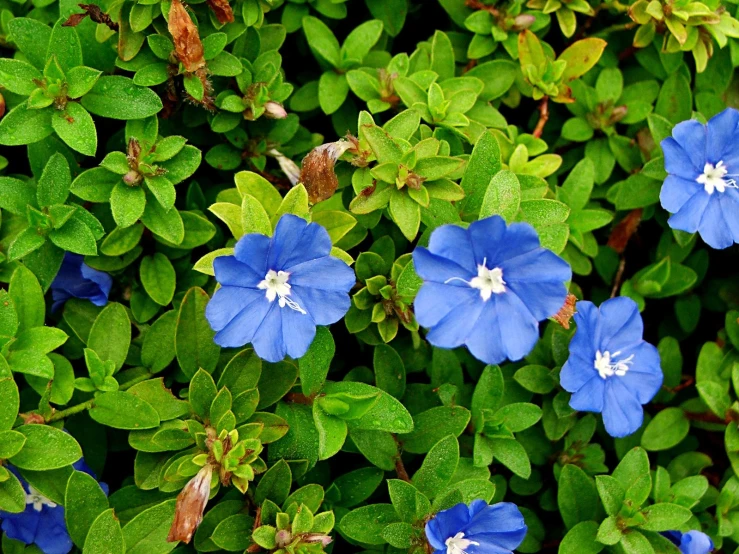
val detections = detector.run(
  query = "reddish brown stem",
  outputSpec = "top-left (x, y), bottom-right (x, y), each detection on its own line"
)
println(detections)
top-left (662, 376), bottom-right (695, 394)
top-left (532, 97), bottom-right (549, 139)
top-left (284, 392), bottom-right (313, 405)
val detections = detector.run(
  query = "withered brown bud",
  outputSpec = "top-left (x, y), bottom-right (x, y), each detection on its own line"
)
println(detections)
top-left (167, 464), bottom-right (213, 544)
top-left (0, 92), bottom-right (5, 119)
top-left (206, 0), bottom-right (234, 23)
top-left (300, 140), bottom-right (352, 204)
top-left (264, 101), bottom-right (288, 119)
top-left (127, 137), bottom-right (141, 161)
top-left (552, 294), bottom-right (577, 330)
top-left (168, 0), bottom-right (206, 73)
top-left (268, 149), bottom-right (301, 186)
top-left (607, 208), bottom-right (643, 254)
top-left (63, 4), bottom-right (119, 30)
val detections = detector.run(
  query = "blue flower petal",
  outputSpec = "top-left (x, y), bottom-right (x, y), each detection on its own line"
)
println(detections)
top-left (1, 517), bottom-right (37, 545)
top-left (671, 119), bottom-right (707, 171)
top-left (413, 247), bottom-right (475, 284)
top-left (278, 302), bottom-right (316, 359)
top-left (427, 223), bottom-right (477, 272)
top-left (697, 194), bottom-right (734, 249)
top-left (721, 192), bottom-right (739, 244)
top-left (464, 302), bottom-right (507, 365)
top-left (288, 257), bottom-right (356, 291)
top-left (494, 292), bottom-right (540, 361)
top-left (680, 530), bottom-right (714, 554)
top-left (425, 291), bottom-right (486, 348)
top-left (569, 374), bottom-right (605, 412)
top-left (205, 287), bottom-right (264, 332)
top-left (50, 253), bottom-right (112, 311)
top-left (472, 219), bottom-right (539, 266)
top-left (234, 233), bottom-right (271, 276)
top-left (211, 293), bottom-right (272, 348)
top-left (79, 263), bottom-right (113, 302)
top-left (290, 286), bottom-right (351, 325)
top-left (661, 137), bottom-right (700, 179)
top-left (251, 303), bottom-right (286, 362)
top-left (467, 540), bottom-right (517, 554)
top-left (502, 249), bottom-right (571, 320)
top-left (425, 503), bottom-right (471, 549)
top-left (660, 175), bottom-right (700, 214)
top-left (618, 342), bottom-right (663, 404)
top-left (707, 107), bottom-right (739, 163)
top-left (463, 502), bottom-right (526, 544)
top-left (33, 521), bottom-right (73, 554)
top-left (602, 379), bottom-right (644, 438)
top-left (668, 189), bottom-right (710, 234)
top-left (415, 282), bottom-right (481, 330)
top-left (268, 216), bottom-right (333, 271)
top-left (598, 296), bottom-right (643, 353)
top-left (213, 256), bottom-right (263, 288)
top-left (281, 221), bottom-right (333, 271)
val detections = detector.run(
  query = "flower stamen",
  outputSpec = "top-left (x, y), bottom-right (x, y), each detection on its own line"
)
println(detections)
top-left (258, 270), bottom-right (307, 315)
top-left (25, 486), bottom-right (56, 512)
top-left (594, 350), bottom-right (634, 379)
top-left (696, 160), bottom-right (739, 194)
top-left (444, 258), bottom-right (506, 301)
top-left (445, 532), bottom-right (479, 554)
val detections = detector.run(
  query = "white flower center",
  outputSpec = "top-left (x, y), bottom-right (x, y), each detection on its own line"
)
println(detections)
top-left (594, 350), bottom-right (634, 379)
top-left (696, 160), bottom-right (736, 194)
top-left (445, 258), bottom-right (506, 301)
top-left (445, 532), bottom-right (479, 554)
top-left (257, 270), bottom-right (306, 314)
top-left (26, 486), bottom-right (56, 512)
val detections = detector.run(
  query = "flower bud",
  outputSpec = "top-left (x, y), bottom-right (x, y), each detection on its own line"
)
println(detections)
top-left (268, 149), bottom-right (302, 186)
top-left (303, 533), bottom-right (333, 546)
top-left (264, 101), bottom-right (288, 119)
top-left (300, 140), bottom-right (353, 204)
top-left (167, 464), bottom-right (213, 544)
top-left (206, 0), bottom-right (234, 23)
top-left (513, 14), bottom-right (536, 29)
top-left (168, 0), bottom-right (206, 73)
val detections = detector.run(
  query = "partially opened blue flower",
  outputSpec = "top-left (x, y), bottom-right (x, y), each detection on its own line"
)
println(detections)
top-left (560, 297), bottom-right (663, 438)
top-left (412, 215), bottom-right (571, 365)
top-left (425, 500), bottom-right (527, 554)
top-left (50, 253), bottom-right (113, 312)
top-left (0, 460), bottom-right (107, 554)
top-left (660, 107), bottom-right (739, 249)
top-left (662, 530), bottom-right (714, 554)
top-left (206, 214), bottom-right (355, 362)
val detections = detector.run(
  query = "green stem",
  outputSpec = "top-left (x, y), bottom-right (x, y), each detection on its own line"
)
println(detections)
top-left (44, 371), bottom-right (153, 423)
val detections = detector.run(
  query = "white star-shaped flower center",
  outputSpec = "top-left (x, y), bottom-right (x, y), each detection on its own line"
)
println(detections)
top-left (26, 486), bottom-right (56, 512)
top-left (469, 261), bottom-right (506, 301)
top-left (696, 160), bottom-right (734, 194)
top-left (445, 532), bottom-right (479, 554)
top-left (594, 350), bottom-right (635, 379)
top-left (258, 270), bottom-right (306, 314)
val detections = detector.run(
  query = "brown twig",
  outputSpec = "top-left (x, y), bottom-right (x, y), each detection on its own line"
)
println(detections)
top-left (662, 376), bottom-right (695, 394)
top-left (610, 257), bottom-right (626, 298)
top-left (532, 97), bottom-right (549, 139)
top-left (392, 435), bottom-right (411, 482)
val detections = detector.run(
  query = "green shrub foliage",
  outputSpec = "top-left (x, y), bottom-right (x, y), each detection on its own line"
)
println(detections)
top-left (0, 0), bottom-right (737, 552)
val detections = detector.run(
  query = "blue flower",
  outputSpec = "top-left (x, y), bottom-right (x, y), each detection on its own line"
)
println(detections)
top-left (0, 460), bottom-right (107, 554)
top-left (560, 297), bottom-right (663, 438)
top-left (425, 500), bottom-right (527, 554)
top-left (660, 107), bottom-right (739, 249)
top-left (662, 530), bottom-right (714, 554)
top-left (412, 215), bottom-right (571, 365)
top-left (50, 253), bottom-right (113, 312)
top-left (206, 214), bottom-right (355, 362)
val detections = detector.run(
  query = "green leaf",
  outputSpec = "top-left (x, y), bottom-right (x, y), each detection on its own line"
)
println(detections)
top-left (641, 408), bottom-right (690, 451)
top-left (141, 199), bottom-right (184, 245)
top-left (412, 435), bottom-right (459, 498)
top-left (339, 504), bottom-right (399, 545)
top-left (47, 21), bottom-right (82, 72)
top-left (639, 503), bottom-right (692, 531)
top-left (9, 265), bottom-right (45, 332)
top-left (558, 464), bottom-right (600, 529)
top-left (559, 521), bottom-right (604, 554)
top-left (480, 169), bottom-right (521, 222)
top-left (373, 344), bottom-right (406, 399)
top-left (299, 327), bottom-right (335, 396)
top-left (559, 38), bottom-right (607, 81)
top-left (52, 102), bottom-right (97, 157)
top-left (0, 472), bottom-right (26, 514)
top-left (90, 391), bottom-right (161, 430)
top-left (140, 254), bottom-right (176, 306)
top-left (37, 153), bottom-right (71, 208)
top-left (121, 499), bottom-right (177, 554)
top-left (65, 470), bottom-right (110, 549)
top-left (399, 406), bottom-right (471, 453)
top-left (318, 71), bottom-right (349, 115)
top-left (0, 176), bottom-right (35, 215)
top-left (490, 437), bottom-right (531, 478)
top-left (83, 509), bottom-right (125, 554)
top-left (255, 459), bottom-right (292, 505)
top-left (303, 16), bottom-right (341, 67)
top-left (81, 76), bottom-right (163, 120)
top-left (460, 131), bottom-right (501, 217)
top-left (0, 59), bottom-right (43, 95)
top-left (0, 102), bottom-right (54, 146)
top-left (11, 326), bottom-right (67, 354)
top-left (49, 216), bottom-right (98, 256)
top-left (88, 303), bottom-right (131, 372)
top-left (9, 425), bottom-right (82, 470)
top-left (0, 430), bottom-right (25, 459)
top-left (242, 194), bottom-right (273, 236)
top-left (175, 288), bottom-right (220, 379)
top-left (341, 20), bottom-right (384, 66)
